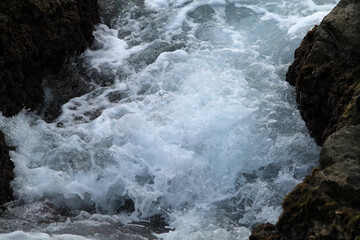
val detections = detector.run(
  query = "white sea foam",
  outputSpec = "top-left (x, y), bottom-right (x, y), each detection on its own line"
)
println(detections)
top-left (84, 24), bottom-right (149, 72)
top-left (0, 232), bottom-right (92, 240)
top-left (0, 0), bottom-right (339, 239)
top-left (287, 11), bottom-right (329, 35)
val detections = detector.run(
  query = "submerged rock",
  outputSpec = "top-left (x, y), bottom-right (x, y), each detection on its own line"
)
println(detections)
top-left (0, 0), bottom-right (99, 204)
top-left (187, 5), bottom-right (215, 23)
top-left (251, 0), bottom-right (360, 239)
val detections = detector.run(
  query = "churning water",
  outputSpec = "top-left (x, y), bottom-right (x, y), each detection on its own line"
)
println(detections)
top-left (0, 0), bottom-right (338, 239)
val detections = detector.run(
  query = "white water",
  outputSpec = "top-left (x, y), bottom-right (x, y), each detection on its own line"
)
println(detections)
top-left (0, 0), bottom-right (338, 239)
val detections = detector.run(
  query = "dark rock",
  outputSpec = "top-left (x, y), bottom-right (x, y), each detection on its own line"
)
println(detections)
top-left (0, 0), bottom-right (99, 205)
top-left (250, 223), bottom-right (282, 240)
top-left (0, 132), bottom-right (14, 206)
top-left (98, 0), bottom-right (124, 27)
top-left (106, 90), bottom-right (130, 103)
top-left (41, 62), bottom-right (95, 122)
top-left (251, 129), bottom-right (360, 240)
top-left (273, 126), bottom-right (360, 240)
top-left (0, 0), bottom-right (99, 117)
top-left (286, 0), bottom-right (360, 145)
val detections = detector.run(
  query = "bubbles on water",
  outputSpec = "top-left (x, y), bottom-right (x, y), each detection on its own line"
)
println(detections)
top-left (0, 0), bottom-right (340, 239)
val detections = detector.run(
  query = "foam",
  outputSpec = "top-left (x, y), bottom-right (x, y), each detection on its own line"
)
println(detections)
top-left (287, 11), bottom-right (329, 35)
top-left (0, 0), bottom-right (339, 239)
top-left (145, 0), bottom-right (171, 9)
top-left (0, 232), bottom-right (92, 240)
top-left (83, 24), bottom-right (149, 72)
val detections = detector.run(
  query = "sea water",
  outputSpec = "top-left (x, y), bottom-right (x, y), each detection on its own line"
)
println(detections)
top-left (0, 0), bottom-right (338, 239)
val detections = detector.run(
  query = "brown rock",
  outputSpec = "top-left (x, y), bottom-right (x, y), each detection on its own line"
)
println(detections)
top-left (286, 0), bottom-right (360, 145)
top-left (275, 126), bottom-right (360, 240)
top-left (250, 223), bottom-right (283, 240)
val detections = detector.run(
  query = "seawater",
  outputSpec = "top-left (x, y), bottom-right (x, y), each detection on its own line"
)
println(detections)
top-left (0, 0), bottom-right (338, 239)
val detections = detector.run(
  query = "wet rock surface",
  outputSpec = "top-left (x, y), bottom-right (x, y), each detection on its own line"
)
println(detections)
top-left (286, 0), bottom-right (360, 145)
top-left (278, 127), bottom-right (360, 240)
top-left (0, 0), bottom-right (99, 204)
top-left (0, 0), bottom-right (99, 117)
top-left (251, 0), bottom-right (360, 239)
top-left (251, 128), bottom-right (360, 240)
top-left (0, 201), bottom-right (163, 239)
top-left (41, 62), bottom-right (96, 122)
top-left (0, 132), bottom-right (14, 206)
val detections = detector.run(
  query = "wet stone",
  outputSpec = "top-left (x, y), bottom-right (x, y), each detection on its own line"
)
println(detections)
top-left (188, 5), bottom-right (215, 23)
top-left (129, 40), bottom-right (185, 68)
top-left (107, 91), bottom-right (130, 103)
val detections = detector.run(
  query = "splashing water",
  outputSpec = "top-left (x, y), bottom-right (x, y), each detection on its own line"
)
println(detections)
top-left (0, 0), bottom-right (339, 239)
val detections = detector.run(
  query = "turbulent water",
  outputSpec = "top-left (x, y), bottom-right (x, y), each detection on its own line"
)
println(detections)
top-left (0, 0), bottom-right (339, 239)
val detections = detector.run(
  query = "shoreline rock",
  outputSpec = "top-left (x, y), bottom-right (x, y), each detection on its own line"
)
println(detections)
top-left (285, 0), bottom-right (360, 145)
top-left (0, 132), bottom-right (14, 205)
top-left (0, 0), bottom-right (99, 117)
top-left (0, 0), bottom-right (99, 205)
top-left (250, 0), bottom-right (360, 239)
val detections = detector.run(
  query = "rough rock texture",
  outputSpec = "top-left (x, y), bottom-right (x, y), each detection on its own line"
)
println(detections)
top-left (0, 132), bottom-right (14, 205)
top-left (0, 0), bottom-right (99, 205)
top-left (0, 0), bottom-right (99, 117)
top-left (286, 0), bottom-right (360, 145)
top-left (250, 0), bottom-right (360, 239)
top-left (251, 125), bottom-right (360, 240)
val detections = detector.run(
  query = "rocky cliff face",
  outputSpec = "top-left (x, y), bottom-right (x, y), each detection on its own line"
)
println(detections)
top-left (286, 0), bottom-right (360, 145)
top-left (250, 0), bottom-right (360, 239)
top-left (0, 0), bottom-right (99, 116)
top-left (0, 0), bottom-right (99, 205)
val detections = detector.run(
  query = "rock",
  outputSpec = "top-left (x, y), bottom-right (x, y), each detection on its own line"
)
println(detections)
top-left (275, 126), bottom-right (360, 240)
top-left (286, 0), bottom-right (360, 145)
top-left (41, 62), bottom-right (95, 122)
top-left (250, 0), bottom-right (360, 239)
top-left (251, 127), bottom-right (360, 240)
top-left (319, 125), bottom-right (360, 170)
top-left (249, 223), bottom-right (282, 240)
top-left (187, 5), bottom-right (215, 23)
top-left (129, 40), bottom-right (185, 68)
top-left (0, 0), bottom-right (99, 205)
top-left (0, 0), bottom-right (99, 117)
top-left (0, 132), bottom-right (14, 206)
top-left (98, 0), bottom-right (124, 27)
